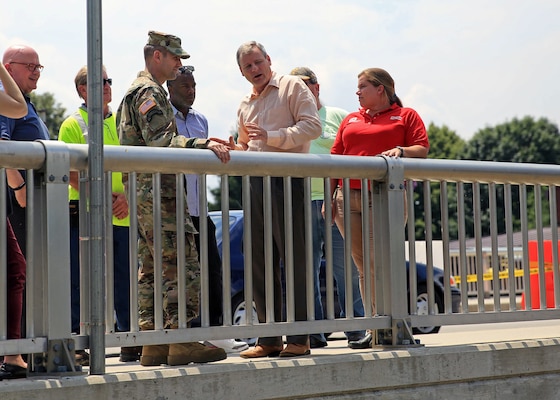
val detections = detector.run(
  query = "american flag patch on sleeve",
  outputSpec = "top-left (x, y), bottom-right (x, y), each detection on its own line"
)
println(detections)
top-left (139, 98), bottom-right (157, 115)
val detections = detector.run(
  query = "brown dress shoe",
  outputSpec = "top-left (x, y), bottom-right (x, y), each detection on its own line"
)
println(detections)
top-left (239, 344), bottom-right (284, 359)
top-left (279, 343), bottom-right (311, 358)
top-left (140, 344), bottom-right (169, 366)
top-left (167, 342), bottom-right (227, 366)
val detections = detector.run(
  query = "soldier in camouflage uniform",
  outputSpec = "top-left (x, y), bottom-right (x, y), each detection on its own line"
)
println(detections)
top-left (116, 30), bottom-right (231, 367)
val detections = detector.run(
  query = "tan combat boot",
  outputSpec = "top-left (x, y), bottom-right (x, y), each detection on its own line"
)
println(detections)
top-left (167, 342), bottom-right (226, 366)
top-left (140, 344), bottom-right (169, 366)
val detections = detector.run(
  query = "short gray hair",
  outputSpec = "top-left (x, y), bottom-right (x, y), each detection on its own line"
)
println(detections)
top-left (236, 41), bottom-right (268, 67)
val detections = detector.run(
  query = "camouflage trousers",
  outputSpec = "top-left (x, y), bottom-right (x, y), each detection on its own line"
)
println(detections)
top-left (136, 189), bottom-right (200, 330)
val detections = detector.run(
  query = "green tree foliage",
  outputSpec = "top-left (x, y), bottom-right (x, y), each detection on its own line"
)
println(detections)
top-left (29, 92), bottom-right (66, 139)
top-left (425, 122), bottom-right (466, 160)
top-left (208, 176), bottom-right (243, 211)
top-left (463, 116), bottom-right (560, 163)
top-left (411, 123), bottom-right (466, 241)
top-left (461, 116), bottom-right (560, 238)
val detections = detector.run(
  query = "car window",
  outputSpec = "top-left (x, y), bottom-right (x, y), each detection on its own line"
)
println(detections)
top-left (209, 213), bottom-right (238, 241)
top-left (209, 214), bottom-right (222, 239)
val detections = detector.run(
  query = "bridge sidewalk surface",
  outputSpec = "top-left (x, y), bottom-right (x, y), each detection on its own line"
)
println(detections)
top-left (2, 323), bottom-right (560, 400)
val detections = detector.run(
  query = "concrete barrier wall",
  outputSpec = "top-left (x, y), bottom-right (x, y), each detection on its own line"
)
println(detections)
top-left (2, 338), bottom-right (560, 399)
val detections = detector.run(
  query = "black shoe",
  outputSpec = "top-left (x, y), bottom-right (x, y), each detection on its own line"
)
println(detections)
top-left (346, 333), bottom-right (366, 342)
top-left (0, 363), bottom-right (27, 380)
top-left (348, 333), bottom-right (372, 349)
top-left (309, 335), bottom-right (328, 349)
top-left (120, 346), bottom-right (142, 362)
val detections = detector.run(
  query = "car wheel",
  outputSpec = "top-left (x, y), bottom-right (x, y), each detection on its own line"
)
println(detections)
top-left (232, 293), bottom-right (259, 345)
top-left (413, 285), bottom-right (442, 334)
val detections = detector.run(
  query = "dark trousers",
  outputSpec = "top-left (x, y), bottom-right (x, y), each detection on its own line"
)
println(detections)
top-left (192, 215), bottom-right (223, 326)
top-left (8, 202), bottom-right (26, 257)
top-left (8, 197), bottom-right (27, 340)
top-left (6, 219), bottom-right (26, 340)
top-left (249, 177), bottom-right (308, 346)
top-left (70, 224), bottom-right (131, 333)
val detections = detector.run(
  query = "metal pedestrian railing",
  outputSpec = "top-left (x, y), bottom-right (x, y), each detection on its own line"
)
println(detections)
top-left (2, 140), bottom-right (560, 377)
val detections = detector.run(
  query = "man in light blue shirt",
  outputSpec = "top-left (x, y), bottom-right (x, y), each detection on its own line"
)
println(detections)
top-left (168, 66), bottom-right (248, 353)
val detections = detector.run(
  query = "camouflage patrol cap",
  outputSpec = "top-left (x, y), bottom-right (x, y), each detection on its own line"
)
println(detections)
top-left (290, 67), bottom-right (318, 84)
top-left (147, 30), bottom-right (190, 59)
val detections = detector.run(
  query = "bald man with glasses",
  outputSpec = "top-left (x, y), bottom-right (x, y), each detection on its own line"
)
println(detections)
top-left (0, 45), bottom-right (50, 256)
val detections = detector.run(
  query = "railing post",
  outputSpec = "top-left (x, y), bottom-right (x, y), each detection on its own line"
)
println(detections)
top-left (86, 0), bottom-right (106, 375)
top-left (373, 156), bottom-right (419, 346)
top-left (29, 141), bottom-right (81, 375)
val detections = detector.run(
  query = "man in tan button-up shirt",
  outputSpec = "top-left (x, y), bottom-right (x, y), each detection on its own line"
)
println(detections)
top-left (234, 41), bottom-right (321, 359)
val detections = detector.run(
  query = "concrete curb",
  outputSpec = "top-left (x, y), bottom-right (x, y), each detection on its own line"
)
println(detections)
top-left (2, 337), bottom-right (560, 400)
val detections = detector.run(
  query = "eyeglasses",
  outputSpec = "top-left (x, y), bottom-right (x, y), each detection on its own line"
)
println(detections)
top-left (178, 65), bottom-right (195, 74)
top-left (103, 78), bottom-right (113, 86)
top-left (9, 62), bottom-right (44, 73)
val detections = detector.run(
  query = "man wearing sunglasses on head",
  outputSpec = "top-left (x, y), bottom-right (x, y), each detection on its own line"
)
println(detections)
top-left (167, 66), bottom-right (248, 354)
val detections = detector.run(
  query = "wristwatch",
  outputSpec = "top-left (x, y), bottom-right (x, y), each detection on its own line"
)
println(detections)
top-left (396, 146), bottom-right (404, 157)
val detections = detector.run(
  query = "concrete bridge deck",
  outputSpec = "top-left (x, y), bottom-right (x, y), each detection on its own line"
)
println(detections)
top-left (2, 322), bottom-right (560, 400)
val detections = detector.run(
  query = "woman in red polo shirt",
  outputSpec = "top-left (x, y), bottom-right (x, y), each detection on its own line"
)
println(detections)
top-left (326, 67), bottom-right (429, 349)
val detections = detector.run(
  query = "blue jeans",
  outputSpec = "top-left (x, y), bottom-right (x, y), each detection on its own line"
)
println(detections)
top-left (71, 224), bottom-right (131, 333)
top-left (311, 200), bottom-right (365, 341)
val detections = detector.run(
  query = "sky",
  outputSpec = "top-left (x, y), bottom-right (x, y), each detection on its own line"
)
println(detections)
top-left (2, 0), bottom-right (559, 143)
